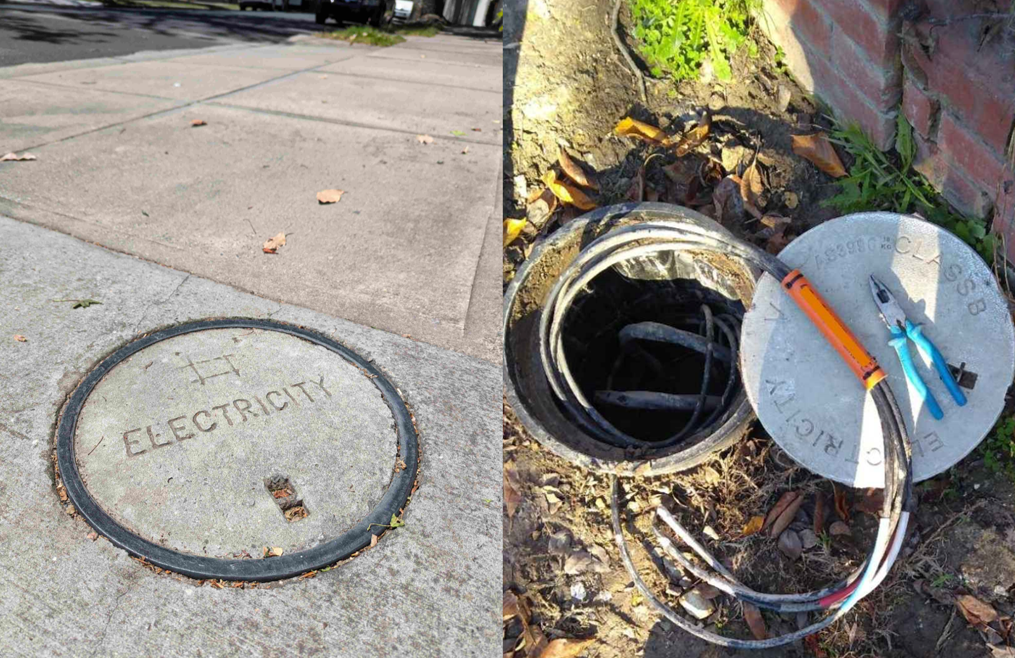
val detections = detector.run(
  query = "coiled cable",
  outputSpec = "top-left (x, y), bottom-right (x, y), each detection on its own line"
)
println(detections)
top-left (539, 218), bottom-right (912, 648)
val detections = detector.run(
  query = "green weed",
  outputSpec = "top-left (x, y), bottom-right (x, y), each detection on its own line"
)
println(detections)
top-left (629, 0), bottom-right (760, 82)
top-left (983, 415), bottom-right (1015, 482)
top-left (930, 573), bottom-right (955, 588)
top-left (318, 26), bottom-right (406, 47)
top-left (826, 114), bottom-right (998, 262)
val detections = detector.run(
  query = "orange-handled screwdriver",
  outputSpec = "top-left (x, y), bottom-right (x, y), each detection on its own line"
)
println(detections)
top-left (781, 269), bottom-right (886, 391)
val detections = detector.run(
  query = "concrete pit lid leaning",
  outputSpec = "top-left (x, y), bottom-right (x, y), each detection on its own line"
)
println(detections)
top-left (741, 212), bottom-right (1015, 488)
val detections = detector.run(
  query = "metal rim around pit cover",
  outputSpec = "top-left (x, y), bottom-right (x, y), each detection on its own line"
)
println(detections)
top-left (56, 318), bottom-right (418, 582)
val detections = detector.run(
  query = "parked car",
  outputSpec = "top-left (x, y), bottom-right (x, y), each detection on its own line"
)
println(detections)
top-left (239, 0), bottom-right (274, 9)
top-left (315, 0), bottom-right (387, 25)
top-left (393, 0), bottom-right (412, 20)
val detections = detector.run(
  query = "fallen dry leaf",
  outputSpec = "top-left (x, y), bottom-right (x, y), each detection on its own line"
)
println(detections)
top-left (770, 494), bottom-right (805, 538)
top-left (699, 157), bottom-right (724, 187)
top-left (813, 495), bottom-right (826, 535)
top-left (504, 590), bottom-right (520, 620)
top-left (87, 532), bottom-right (99, 541)
top-left (743, 602), bottom-right (768, 640)
top-left (672, 116), bottom-right (711, 157)
top-left (416, 134), bottom-right (434, 145)
top-left (712, 176), bottom-right (744, 226)
top-left (191, 119), bottom-right (207, 127)
top-left (527, 188), bottom-right (557, 230)
top-left (956, 594), bottom-right (999, 627)
top-left (1, 152), bottom-right (37, 162)
top-left (740, 159), bottom-right (765, 218)
top-left (539, 637), bottom-right (595, 658)
top-left (829, 520), bottom-right (850, 536)
top-left (262, 232), bottom-right (286, 254)
top-left (515, 594), bottom-right (548, 656)
top-left (833, 483), bottom-right (850, 521)
top-left (614, 116), bottom-right (668, 144)
top-left (264, 546), bottom-right (284, 557)
top-left (763, 491), bottom-right (801, 531)
top-left (543, 170), bottom-right (596, 210)
top-left (13, 334), bottom-right (27, 342)
top-left (778, 529), bottom-right (802, 560)
top-left (558, 146), bottom-right (598, 190)
top-left (503, 219), bottom-right (527, 248)
top-left (760, 214), bottom-right (791, 229)
top-left (741, 515), bottom-right (765, 537)
top-left (370, 534), bottom-right (379, 548)
top-left (504, 460), bottom-right (523, 518)
top-left (316, 189), bottom-right (345, 204)
top-left (791, 133), bottom-right (846, 178)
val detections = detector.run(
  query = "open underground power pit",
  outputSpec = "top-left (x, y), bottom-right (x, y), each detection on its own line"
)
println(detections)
top-left (504, 203), bottom-right (759, 475)
top-left (56, 319), bottom-right (418, 581)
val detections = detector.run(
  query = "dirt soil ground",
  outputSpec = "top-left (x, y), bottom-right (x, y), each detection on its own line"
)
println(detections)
top-left (502, 1), bottom-right (1015, 657)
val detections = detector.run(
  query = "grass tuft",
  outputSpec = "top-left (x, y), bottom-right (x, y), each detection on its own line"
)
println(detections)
top-left (629, 0), bottom-right (761, 82)
top-left (318, 26), bottom-right (406, 47)
top-left (317, 23), bottom-right (441, 47)
top-left (983, 416), bottom-right (1015, 482)
top-left (825, 114), bottom-right (998, 263)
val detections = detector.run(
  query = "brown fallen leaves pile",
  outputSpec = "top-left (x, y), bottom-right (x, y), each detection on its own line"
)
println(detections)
top-left (740, 484), bottom-right (887, 564)
top-left (506, 114), bottom-right (850, 258)
top-left (504, 590), bottom-right (594, 658)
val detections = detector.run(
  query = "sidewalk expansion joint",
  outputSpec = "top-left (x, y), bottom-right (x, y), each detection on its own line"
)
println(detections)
top-left (4, 55), bottom-right (344, 154)
top-left (294, 67), bottom-right (500, 95)
top-left (205, 103), bottom-right (502, 146)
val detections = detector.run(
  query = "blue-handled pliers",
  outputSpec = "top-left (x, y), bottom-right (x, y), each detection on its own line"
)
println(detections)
top-left (869, 275), bottom-right (967, 420)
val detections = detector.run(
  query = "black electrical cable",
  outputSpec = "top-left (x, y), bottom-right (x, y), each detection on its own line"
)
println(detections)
top-left (540, 218), bottom-right (913, 648)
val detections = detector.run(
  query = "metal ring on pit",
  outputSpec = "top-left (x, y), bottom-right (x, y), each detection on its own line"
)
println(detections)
top-left (56, 318), bottom-right (418, 582)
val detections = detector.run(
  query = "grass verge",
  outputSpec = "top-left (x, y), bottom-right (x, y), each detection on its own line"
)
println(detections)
top-left (317, 26), bottom-right (406, 46)
top-left (316, 23), bottom-right (441, 46)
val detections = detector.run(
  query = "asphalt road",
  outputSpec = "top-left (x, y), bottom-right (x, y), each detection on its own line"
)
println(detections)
top-left (0, 3), bottom-right (322, 67)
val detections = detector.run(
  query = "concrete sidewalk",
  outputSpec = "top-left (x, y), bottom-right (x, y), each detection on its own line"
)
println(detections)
top-left (0, 32), bottom-right (501, 657)
top-left (0, 33), bottom-right (503, 362)
top-left (0, 214), bottom-right (500, 656)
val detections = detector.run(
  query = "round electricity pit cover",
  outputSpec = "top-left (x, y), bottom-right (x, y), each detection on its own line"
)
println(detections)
top-left (741, 212), bottom-right (1014, 488)
top-left (56, 319), bottom-right (418, 581)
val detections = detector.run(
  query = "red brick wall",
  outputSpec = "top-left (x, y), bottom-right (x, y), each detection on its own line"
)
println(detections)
top-left (763, 0), bottom-right (1015, 248)
top-left (761, 0), bottom-right (903, 149)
